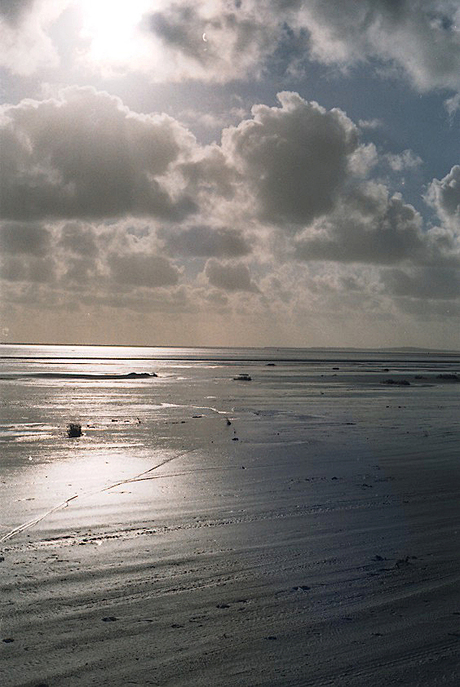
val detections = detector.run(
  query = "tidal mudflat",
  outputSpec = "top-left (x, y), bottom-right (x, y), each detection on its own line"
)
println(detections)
top-left (1, 345), bottom-right (460, 686)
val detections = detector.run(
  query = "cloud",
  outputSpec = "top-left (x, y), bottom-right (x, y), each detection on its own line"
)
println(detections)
top-left (0, 222), bottom-right (51, 255)
top-left (0, 222), bottom-right (56, 284)
top-left (204, 259), bottom-right (259, 292)
top-left (142, 0), bottom-right (276, 82)
top-left (425, 165), bottom-right (460, 230)
top-left (293, 185), bottom-right (459, 266)
top-left (358, 118), bottom-right (383, 130)
top-left (59, 222), bottom-right (98, 256)
top-left (0, 255), bottom-right (56, 283)
top-left (143, 0), bottom-right (460, 91)
top-left (1, 86), bottom-right (459, 348)
top-left (0, 0), bottom-right (35, 25)
top-left (292, 0), bottom-right (460, 92)
top-left (221, 91), bottom-right (360, 227)
top-left (161, 225), bottom-right (252, 258)
top-left (382, 266), bottom-right (460, 300)
top-left (444, 93), bottom-right (460, 122)
top-left (0, 87), bottom-right (198, 222)
top-left (0, 219), bottom-right (182, 294)
top-left (0, 0), bottom-right (66, 75)
top-left (108, 252), bottom-right (181, 288)
top-left (178, 144), bottom-right (239, 202)
top-left (384, 149), bottom-right (423, 172)
top-left (1, 0), bottom-right (460, 94)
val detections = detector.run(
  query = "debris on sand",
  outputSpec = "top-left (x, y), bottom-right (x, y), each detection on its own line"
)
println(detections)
top-left (67, 423), bottom-right (82, 438)
top-left (394, 556), bottom-right (417, 569)
top-left (382, 379), bottom-right (411, 386)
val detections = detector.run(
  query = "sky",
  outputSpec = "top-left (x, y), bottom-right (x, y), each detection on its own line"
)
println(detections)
top-left (0, 0), bottom-right (459, 349)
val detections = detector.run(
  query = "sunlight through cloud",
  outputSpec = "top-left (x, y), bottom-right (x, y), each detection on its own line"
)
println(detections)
top-left (78, 0), bottom-right (152, 72)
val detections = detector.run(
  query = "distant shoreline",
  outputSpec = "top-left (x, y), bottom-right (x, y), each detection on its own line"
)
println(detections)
top-left (1, 342), bottom-right (459, 355)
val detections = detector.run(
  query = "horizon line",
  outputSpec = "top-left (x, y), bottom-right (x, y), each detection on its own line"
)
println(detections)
top-left (1, 342), bottom-right (460, 354)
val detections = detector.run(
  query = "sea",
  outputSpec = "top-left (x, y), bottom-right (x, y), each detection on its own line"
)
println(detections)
top-left (1, 343), bottom-right (459, 540)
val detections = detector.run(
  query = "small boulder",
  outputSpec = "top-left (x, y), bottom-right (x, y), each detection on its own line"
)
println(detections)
top-left (67, 423), bottom-right (82, 438)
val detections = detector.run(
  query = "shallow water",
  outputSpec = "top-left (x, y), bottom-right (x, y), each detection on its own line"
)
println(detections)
top-left (1, 346), bottom-right (460, 685)
top-left (1, 345), bottom-right (459, 536)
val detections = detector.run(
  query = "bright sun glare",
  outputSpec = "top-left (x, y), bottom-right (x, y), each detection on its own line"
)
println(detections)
top-left (79, 0), bottom-right (151, 67)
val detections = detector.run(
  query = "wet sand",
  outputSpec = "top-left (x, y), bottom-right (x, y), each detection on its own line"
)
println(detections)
top-left (1, 364), bottom-right (460, 685)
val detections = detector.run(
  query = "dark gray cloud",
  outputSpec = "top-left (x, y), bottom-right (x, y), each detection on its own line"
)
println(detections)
top-left (178, 146), bottom-right (239, 200)
top-left (205, 259), bottom-right (259, 292)
top-left (382, 266), bottom-right (460, 300)
top-left (291, 0), bottom-right (460, 92)
top-left (0, 254), bottom-right (56, 283)
top-left (0, 87), bottom-right (197, 222)
top-left (222, 92), bottom-right (359, 227)
top-left (0, 0), bottom-right (35, 25)
top-left (142, 0), bottom-right (275, 82)
top-left (0, 222), bottom-right (51, 256)
top-left (141, 0), bottom-right (460, 90)
top-left (108, 252), bottom-right (181, 288)
top-left (294, 192), bottom-right (430, 264)
top-left (0, 221), bottom-right (59, 287)
top-left (63, 256), bottom-right (99, 285)
top-left (148, 4), bottom-right (208, 64)
top-left (59, 223), bottom-right (98, 257)
top-left (162, 225), bottom-right (252, 258)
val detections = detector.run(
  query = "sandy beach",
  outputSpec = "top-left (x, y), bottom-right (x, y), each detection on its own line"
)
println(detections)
top-left (1, 347), bottom-right (460, 686)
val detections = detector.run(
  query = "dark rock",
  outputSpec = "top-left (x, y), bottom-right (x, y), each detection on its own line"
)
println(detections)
top-left (102, 616), bottom-right (118, 622)
top-left (436, 373), bottom-right (459, 381)
top-left (233, 373), bottom-right (252, 381)
top-left (67, 423), bottom-right (82, 438)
